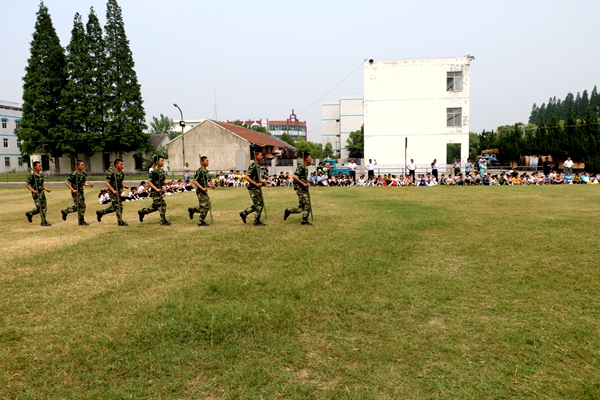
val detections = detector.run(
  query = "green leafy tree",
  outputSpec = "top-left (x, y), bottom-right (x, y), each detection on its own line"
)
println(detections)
top-left (346, 124), bottom-right (364, 150)
top-left (18, 2), bottom-right (67, 169)
top-left (103, 0), bottom-right (148, 156)
top-left (279, 132), bottom-right (295, 146)
top-left (232, 120), bottom-right (270, 134)
top-left (590, 86), bottom-right (600, 115)
top-left (468, 132), bottom-right (480, 160)
top-left (322, 142), bottom-right (334, 159)
top-left (149, 114), bottom-right (178, 139)
top-left (294, 138), bottom-right (323, 159)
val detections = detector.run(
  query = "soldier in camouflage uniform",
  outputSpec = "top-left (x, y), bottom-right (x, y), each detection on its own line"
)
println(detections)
top-left (240, 149), bottom-right (267, 226)
top-left (96, 159), bottom-right (129, 226)
top-left (284, 152), bottom-right (313, 225)
top-left (61, 160), bottom-right (94, 225)
top-left (188, 155), bottom-right (214, 226)
top-left (24, 161), bottom-right (52, 226)
top-left (138, 155), bottom-right (172, 225)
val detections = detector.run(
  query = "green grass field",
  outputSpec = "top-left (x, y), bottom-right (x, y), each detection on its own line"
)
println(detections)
top-left (1, 185), bottom-right (600, 399)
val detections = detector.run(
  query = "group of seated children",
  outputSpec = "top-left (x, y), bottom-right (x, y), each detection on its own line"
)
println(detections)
top-left (98, 179), bottom-right (195, 204)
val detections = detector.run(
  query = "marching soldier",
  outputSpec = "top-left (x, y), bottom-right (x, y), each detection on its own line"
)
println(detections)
top-left (24, 161), bottom-right (51, 226)
top-left (61, 160), bottom-right (93, 225)
top-left (239, 149), bottom-right (267, 226)
top-left (96, 158), bottom-right (129, 226)
top-left (284, 152), bottom-right (313, 225)
top-left (138, 155), bottom-right (171, 225)
top-left (188, 155), bottom-right (214, 226)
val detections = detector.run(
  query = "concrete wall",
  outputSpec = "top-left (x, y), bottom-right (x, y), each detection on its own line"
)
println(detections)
top-left (168, 120), bottom-right (251, 173)
top-left (30, 152), bottom-right (139, 174)
top-left (363, 57), bottom-right (471, 170)
top-left (339, 95), bottom-right (364, 159)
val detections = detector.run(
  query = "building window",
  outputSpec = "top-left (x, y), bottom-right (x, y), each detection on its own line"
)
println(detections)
top-left (17, 139), bottom-right (20, 148)
top-left (1, 120), bottom-right (6, 129)
top-left (15, 121), bottom-right (19, 129)
top-left (447, 71), bottom-right (463, 91)
top-left (4, 157), bottom-right (10, 168)
top-left (447, 108), bottom-right (462, 127)
top-left (3, 138), bottom-right (8, 148)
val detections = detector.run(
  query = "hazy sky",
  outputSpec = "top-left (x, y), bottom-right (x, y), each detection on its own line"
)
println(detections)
top-left (2, 0), bottom-right (599, 142)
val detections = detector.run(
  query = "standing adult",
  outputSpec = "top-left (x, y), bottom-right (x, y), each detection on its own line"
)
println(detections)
top-left (284, 152), bottom-right (313, 225)
top-left (188, 156), bottom-right (214, 226)
top-left (465, 158), bottom-right (473, 175)
top-left (563, 157), bottom-right (574, 175)
top-left (24, 161), bottom-right (51, 226)
top-left (240, 149), bottom-right (267, 226)
top-left (453, 158), bottom-right (461, 175)
top-left (366, 158), bottom-right (377, 181)
top-left (138, 155), bottom-right (171, 225)
top-left (347, 158), bottom-right (358, 184)
top-left (183, 162), bottom-right (191, 182)
top-left (61, 160), bottom-right (93, 225)
top-left (97, 159), bottom-right (129, 226)
top-left (542, 157), bottom-right (552, 176)
top-left (407, 159), bottom-right (417, 183)
top-left (431, 159), bottom-right (438, 181)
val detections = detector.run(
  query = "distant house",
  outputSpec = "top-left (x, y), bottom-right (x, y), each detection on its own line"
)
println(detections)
top-left (0, 100), bottom-right (27, 172)
top-left (167, 119), bottom-right (297, 173)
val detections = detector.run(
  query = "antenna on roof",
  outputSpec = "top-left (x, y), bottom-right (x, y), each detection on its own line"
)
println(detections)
top-left (213, 91), bottom-right (218, 121)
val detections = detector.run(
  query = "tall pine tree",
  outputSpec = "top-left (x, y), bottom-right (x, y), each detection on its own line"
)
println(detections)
top-left (18, 2), bottom-right (67, 170)
top-left (103, 0), bottom-right (148, 156)
top-left (85, 7), bottom-right (109, 154)
top-left (60, 12), bottom-right (89, 160)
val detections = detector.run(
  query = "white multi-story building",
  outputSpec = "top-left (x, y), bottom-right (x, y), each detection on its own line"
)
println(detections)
top-left (363, 56), bottom-right (471, 169)
top-left (322, 94), bottom-right (364, 160)
top-left (0, 100), bottom-right (27, 172)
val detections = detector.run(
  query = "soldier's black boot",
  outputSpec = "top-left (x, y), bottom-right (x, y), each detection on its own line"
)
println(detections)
top-left (79, 218), bottom-right (89, 226)
top-left (188, 207), bottom-right (195, 220)
top-left (284, 209), bottom-right (291, 221)
top-left (301, 219), bottom-right (313, 226)
top-left (239, 211), bottom-right (247, 224)
top-left (118, 220), bottom-right (128, 226)
top-left (41, 221), bottom-right (52, 227)
top-left (138, 210), bottom-right (145, 222)
top-left (61, 209), bottom-right (67, 221)
top-left (253, 220), bottom-right (266, 226)
top-left (25, 212), bottom-right (33, 223)
top-left (198, 220), bottom-right (210, 226)
top-left (96, 210), bottom-right (102, 222)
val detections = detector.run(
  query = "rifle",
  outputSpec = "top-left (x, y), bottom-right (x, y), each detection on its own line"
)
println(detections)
top-left (256, 164), bottom-right (267, 220)
top-left (76, 171), bottom-right (83, 223)
top-left (202, 170), bottom-right (214, 223)
top-left (306, 183), bottom-right (314, 222)
top-left (34, 172), bottom-right (46, 223)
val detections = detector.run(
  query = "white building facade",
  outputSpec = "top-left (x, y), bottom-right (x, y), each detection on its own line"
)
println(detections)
top-left (0, 100), bottom-right (27, 172)
top-left (363, 57), bottom-right (471, 169)
top-left (322, 94), bottom-right (364, 160)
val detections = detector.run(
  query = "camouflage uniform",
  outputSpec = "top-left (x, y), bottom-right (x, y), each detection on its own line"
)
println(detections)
top-left (97, 168), bottom-right (125, 223)
top-left (286, 164), bottom-right (311, 221)
top-left (140, 167), bottom-right (168, 223)
top-left (241, 161), bottom-right (263, 223)
top-left (63, 170), bottom-right (87, 223)
top-left (191, 167), bottom-right (211, 222)
top-left (25, 172), bottom-right (48, 224)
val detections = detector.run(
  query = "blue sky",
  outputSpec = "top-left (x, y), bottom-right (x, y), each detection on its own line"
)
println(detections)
top-left (2, 0), bottom-right (599, 141)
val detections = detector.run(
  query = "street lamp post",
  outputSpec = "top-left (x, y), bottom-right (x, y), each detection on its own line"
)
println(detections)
top-left (173, 104), bottom-right (186, 177)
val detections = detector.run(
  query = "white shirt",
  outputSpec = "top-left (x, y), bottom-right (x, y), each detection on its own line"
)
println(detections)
top-left (564, 159), bottom-right (574, 168)
top-left (366, 161), bottom-right (376, 171)
top-left (408, 162), bottom-right (417, 171)
top-left (348, 162), bottom-right (357, 172)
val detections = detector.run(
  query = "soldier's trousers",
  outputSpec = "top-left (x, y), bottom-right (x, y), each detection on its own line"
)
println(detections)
top-left (98, 193), bottom-right (124, 222)
top-left (141, 193), bottom-right (167, 222)
top-left (242, 188), bottom-right (263, 222)
top-left (28, 194), bottom-right (48, 223)
top-left (287, 189), bottom-right (310, 220)
top-left (192, 191), bottom-right (210, 222)
top-left (64, 195), bottom-right (86, 220)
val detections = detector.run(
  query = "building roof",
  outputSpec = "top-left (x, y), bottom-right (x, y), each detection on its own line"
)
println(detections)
top-left (212, 121), bottom-right (296, 150)
top-left (148, 134), bottom-right (169, 148)
top-left (267, 120), bottom-right (307, 126)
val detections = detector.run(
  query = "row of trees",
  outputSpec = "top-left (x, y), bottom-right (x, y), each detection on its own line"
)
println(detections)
top-left (279, 133), bottom-right (334, 160)
top-left (18, 1), bottom-right (148, 171)
top-left (529, 86), bottom-right (600, 124)
top-left (479, 107), bottom-right (600, 170)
